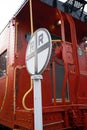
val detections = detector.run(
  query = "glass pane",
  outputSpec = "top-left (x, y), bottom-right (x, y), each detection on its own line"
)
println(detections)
top-left (0, 50), bottom-right (7, 77)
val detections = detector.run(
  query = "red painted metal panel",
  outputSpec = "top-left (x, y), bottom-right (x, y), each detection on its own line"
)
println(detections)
top-left (84, 113), bottom-right (87, 130)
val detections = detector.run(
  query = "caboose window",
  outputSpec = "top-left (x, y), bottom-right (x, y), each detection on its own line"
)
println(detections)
top-left (0, 50), bottom-right (7, 77)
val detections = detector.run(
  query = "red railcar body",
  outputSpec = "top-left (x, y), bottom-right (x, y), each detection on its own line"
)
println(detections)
top-left (0, 0), bottom-right (87, 130)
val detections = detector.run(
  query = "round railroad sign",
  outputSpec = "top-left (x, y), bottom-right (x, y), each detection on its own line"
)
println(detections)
top-left (26, 28), bottom-right (52, 75)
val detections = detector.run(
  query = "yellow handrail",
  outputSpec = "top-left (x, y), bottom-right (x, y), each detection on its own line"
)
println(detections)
top-left (14, 65), bottom-right (26, 113)
top-left (29, 0), bottom-right (33, 35)
top-left (14, 65), bottom-right (33, 111)
top-left (22, 78), bottom-right (33, 111)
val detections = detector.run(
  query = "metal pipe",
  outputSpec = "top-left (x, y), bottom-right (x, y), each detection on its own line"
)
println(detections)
top-left (29, 0), bottom-right (34, 35)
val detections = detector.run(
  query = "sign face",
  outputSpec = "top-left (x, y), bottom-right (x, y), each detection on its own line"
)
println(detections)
top-left (26, 28), bottom-right (52, 75)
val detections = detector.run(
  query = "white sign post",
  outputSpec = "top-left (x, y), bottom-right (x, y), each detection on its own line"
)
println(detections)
top-left (26, 28), bottom-right (52, 130)
top-left (31, 75), bottom-right (43, 130)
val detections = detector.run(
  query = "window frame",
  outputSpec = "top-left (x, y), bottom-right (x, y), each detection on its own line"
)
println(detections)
top-left (0, 50), bottom-right (7, 78)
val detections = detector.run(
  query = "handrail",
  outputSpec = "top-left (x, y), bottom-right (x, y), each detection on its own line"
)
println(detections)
top-left (22, 78), bottom-right (33, 111)
top-left (29, 0), bottom-right (33, 35)
top-left (14, 65), bottom-right (33, 111)
top-left (14, 65), bottom-right (26, 113)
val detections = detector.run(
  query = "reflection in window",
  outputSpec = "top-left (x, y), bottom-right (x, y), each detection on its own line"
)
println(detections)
top-left (0, 50), bottom-right (7, 77)
top-left (25, 33), bottom-right (31, 43)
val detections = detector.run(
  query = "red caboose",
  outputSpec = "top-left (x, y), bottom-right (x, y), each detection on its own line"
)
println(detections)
top-left (0, 0), bottom-right (87, 130)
